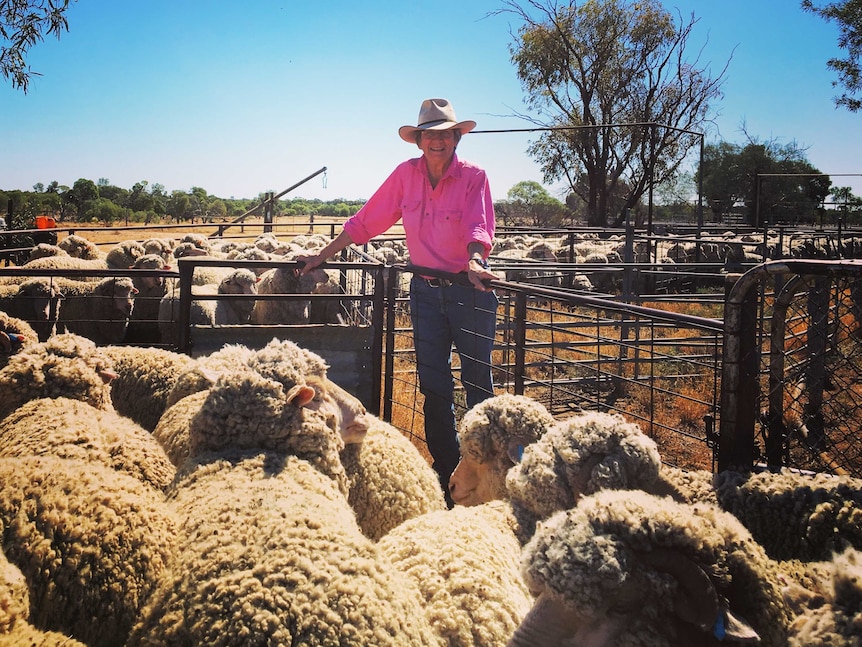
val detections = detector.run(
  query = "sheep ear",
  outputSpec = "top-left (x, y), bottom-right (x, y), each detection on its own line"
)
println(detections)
top-left (718, 603), bottom-right (760, 643)
top-left (99, 368), bottom-right (119, 384)
top-left (506, 436), bottom-right (532, 464)
top-left (640, 548), bottom-right (719, 632)
top-left (286, 384), bottom-right (316, 407)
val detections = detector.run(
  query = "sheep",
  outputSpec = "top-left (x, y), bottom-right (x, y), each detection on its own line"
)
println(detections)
top-left (124, 253), bottom-right (173, 344)
top-left (0, 455), bottom-right (178, 647)
top-left (505, 410), bottom-right (663, 542)
top-left (158, 268), bottom-right (257, 346)
top-left (55, 275), bottom-right (138, 344)
top-left (340, 415), bottom-right (448, 540)
top-left (449, 394), bottom-right (556, 507)
top-left (509, 489), bottom-right (795, 647)
top-left (0, 547), bottom-right (89, 646)
top-left (0, 310), bottom-right (38, 366)
top-left (250, 263), bottom-right (330, 324)
top-left (57, 233), bottom-right (105, 260)
top-left (105, 239), bottom-right (146, 269)
top-left (153, 339), bottom-right (370, 470)
top-left (25, 242), bottom-right (68, 262)
top-left (0, 396), bottom-right (175, 491)
top-left (100, 344), bottom-right (198, 432)
top-left (377, 500), bottom-right (534, 647)
top-left (0, 333), bottom-right (117, 421)
top-left (21, 253), bottom-right (107, 272)
top-left (713, 468), bottom-right (862, 562)
top-left (142, 236), bottom-right (174, 262)
top-left (128, 355), bottom-right (437, 647)
top-left (0, 277), bottom-right (62, 341)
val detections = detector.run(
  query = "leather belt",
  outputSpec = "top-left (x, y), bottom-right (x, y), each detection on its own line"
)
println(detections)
top-left (422, 277), bottom-right (453, 288)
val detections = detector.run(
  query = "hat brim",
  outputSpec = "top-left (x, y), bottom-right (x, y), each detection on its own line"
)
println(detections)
top-left (398, 119), bottom-right (477, 143)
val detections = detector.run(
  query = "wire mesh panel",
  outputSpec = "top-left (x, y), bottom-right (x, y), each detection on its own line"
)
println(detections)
top-left (759, 267), bottom-right (862, 477)
top-left (384, 268), bottom-right (724, 471)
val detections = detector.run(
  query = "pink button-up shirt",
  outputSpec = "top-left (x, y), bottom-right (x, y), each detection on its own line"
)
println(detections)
top-left (343, 154), bottom-right (495, 274)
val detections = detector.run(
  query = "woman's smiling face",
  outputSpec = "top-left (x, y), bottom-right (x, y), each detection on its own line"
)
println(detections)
top-left (417, 128), bottom-right (459, 162)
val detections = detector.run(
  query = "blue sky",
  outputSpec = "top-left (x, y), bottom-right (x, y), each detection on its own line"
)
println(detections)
top-left (2, 0), bottom-right (860, 202)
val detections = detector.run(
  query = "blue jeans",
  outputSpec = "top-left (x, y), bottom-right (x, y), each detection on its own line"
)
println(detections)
top-left (409, 276), bottom-right (499, 487)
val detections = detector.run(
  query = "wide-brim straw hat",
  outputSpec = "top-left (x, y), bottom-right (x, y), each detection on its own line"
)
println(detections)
top-left (398, 98), bottom-right (476, 143)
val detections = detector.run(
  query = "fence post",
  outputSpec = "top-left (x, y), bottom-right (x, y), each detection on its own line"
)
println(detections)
top-left (719, 271), bottom-right (760, 471)
top-left (514, 291), bottom-right (527, 395)
top-left (263, 192), bottom-right (274, 233)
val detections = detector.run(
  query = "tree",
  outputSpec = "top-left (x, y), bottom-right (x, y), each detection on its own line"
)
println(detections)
top-left (803, 0), bottom-right (862, 111)
top-left (504, 180), bottom-right (569, 227)
top-left (64, 177), bottom-right (98, 221)
top-left (501, 0), bottom-right (727, 227)
top-left (698, 135), bottom-right (832, 226)
top-left (1, 0), bottom-right (75, 92)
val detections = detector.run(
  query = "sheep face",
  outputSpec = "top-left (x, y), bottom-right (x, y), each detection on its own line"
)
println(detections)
top-left (304, 373), bottom-right (369, 444)
top-left (449, 394), bottom-right (554, 507)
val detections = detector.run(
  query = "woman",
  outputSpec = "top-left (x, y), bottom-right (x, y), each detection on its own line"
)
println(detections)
top-left (299, 98), bottom-right (499, 503)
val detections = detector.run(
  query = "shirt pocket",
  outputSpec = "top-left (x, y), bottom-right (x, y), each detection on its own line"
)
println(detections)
top-left (401, 199), bottom-right (422, 228)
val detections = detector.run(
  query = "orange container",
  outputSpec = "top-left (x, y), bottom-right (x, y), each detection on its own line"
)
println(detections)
top-left (35, 216), bottom-right (56, 229)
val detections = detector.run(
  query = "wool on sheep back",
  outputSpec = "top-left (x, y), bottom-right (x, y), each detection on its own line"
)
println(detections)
top-left (714, 468), bottom-right (862, 562)
top-left (129, 452), bottom-right (439, 647)
top-left (505, 410), bottom-right (662, 543)
top-left (101, 344), bottom-right (197, 432)
top-left (340, 416), bottom-right (447, 540)
top-left (0, 333), bottom-right (116, 422)
top-left (0, 455), bottom-right (178, 647)
top-left (0, 396), bottom-right (175, 491)
top-left (378, 500), bottom-right (533, 647)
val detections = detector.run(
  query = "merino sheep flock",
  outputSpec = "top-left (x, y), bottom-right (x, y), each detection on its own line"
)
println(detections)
top-left (1, 229), bottom-right (862, 646)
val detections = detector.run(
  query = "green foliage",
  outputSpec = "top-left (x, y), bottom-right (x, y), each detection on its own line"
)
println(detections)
top-left (87, 197), bottom-right (123, 226)
top-left (0, 0), bottom-right (75, 92)
top-left (502, 0), bottom-right (725, 228)
top-left (500, 180), bottom-right (569, 227)
top-left (803, 0), bottom-right (862, 112)
top-left (697, 136), bottom-right (833, 226)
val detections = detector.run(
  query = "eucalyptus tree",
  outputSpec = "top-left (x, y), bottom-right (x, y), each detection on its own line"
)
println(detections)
top-left (501, 0), bottom-right (728, 227)
top-left (1, 0), bottom-right (75, 92)
top-left (803, 0), bottom-right (862, 111)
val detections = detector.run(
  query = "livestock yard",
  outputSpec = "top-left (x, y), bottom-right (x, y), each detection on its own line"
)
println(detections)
top-left (2, 217), bottom-right (862, 477)
top-left (3, 216), bottom-right (862, 646)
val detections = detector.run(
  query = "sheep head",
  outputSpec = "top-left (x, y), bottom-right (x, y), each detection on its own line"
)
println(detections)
top-left (449, 394), bottom-right (554, 507)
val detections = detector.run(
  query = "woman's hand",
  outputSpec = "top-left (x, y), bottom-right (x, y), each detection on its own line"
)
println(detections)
top-left (467, 258), bottom-right (497, 292)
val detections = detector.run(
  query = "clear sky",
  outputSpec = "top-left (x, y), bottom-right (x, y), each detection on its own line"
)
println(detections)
top-left (2, 0), bottom-right (860, 203)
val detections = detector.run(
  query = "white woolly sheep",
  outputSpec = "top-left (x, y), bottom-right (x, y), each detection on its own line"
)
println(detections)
top-left (158, 268), bottom-right (257, 346)
top-left (0, 547), bottom-right (89, 646)
top-left (250, 263), bottom-right (330, 324)
top-left (25, 242), bottom-right (68, 262)
top-left (129, 452), bottom-right (438, 647)
top-left (714, 468), bottom-right (862, 562)
top-left (124, 253), bottom-right (172, 344)
top-left (128, 353), bottom-right (436, 646)
top-left (142, 236), bottom-right (174, 262)
top-left (55, 275), bottom-right (138, 344)
top-left (378, 500), bottom-right (534, 647)
top-left (449, 394), bottom-right (556, 507)
top-left (57, 233), bottom-right (105, 260)
top-left (340, 415), bottom-right (447, 540)
top-left (510, 489), bottom-right (795, 647)
top-left (21, 253), bottom-right (107, 273)
top-left (100, 344), bottom-right (198, 432)
top-left (0, 396), bottom-right (175, 491)
top-left (105, 239), bottom-right (146, 269)
top-left (0, 333), bottom-right (117, 421)
top-left (505, 410), bottom-right (663, 542)
top-left (0, 276), bottom-right (62, 341)
top-left (0, 454), bottom-right (178, 647)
